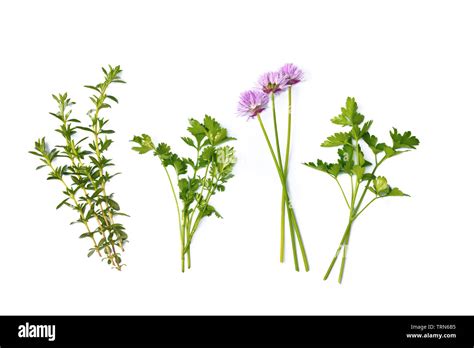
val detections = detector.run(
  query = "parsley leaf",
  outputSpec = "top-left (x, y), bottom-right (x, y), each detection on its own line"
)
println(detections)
top-left (331, 97), bottom-right (365, 127)
top-left (321, 132), bottom-right (351, 147)
top-left (390, 128), bottom-right (420, 149)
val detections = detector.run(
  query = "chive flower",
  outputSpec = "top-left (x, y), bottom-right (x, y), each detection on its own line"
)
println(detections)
top-left (279, 63), bottom-right (304, 86)
top-left (237, 63), bottom-right (309, 272)
top-left (237, 90), bottom-right (269, 118)
top-left (258, 71), bottom-right (286, 94)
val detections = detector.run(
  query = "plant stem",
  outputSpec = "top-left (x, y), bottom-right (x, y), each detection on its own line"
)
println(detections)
top-left (323, 218), bottom-right (353, 280)
top-left (163, 166), bottom-right (185, 272)
top-left (185, 214), bottom-right (191, 269)
top-left (257, 114), bottom-right (308, 271)
top-left (280, 87), bottom-right (293, 263)
top-left (353, 157), bottom-right (386, 213)
top-left (51, 166), bottom-right (110, 264)
top-left (335, 177), bottom-right (350, 209)
top-left (187, 163), bottom-right (210, 233)
top-left (271, 92), bottom-right (284, 168)
top-left (57, 111), bottom-right (108, 260)
top-left (287, 203), bottom-right (309, 271)
top-left (92, 128), bottom-right (123, 249)
top-left (183, 176), bottom-right (219, 254)
top-left (325, 156), bottom-right (388, 282)
top-left (287, 204), bottom-right (299, 271)
top-left (89, 83), bottom-right (124, 251)
top-left (271, 92), bottom-right (287, 264)
top-left (354, 197), bottom-right (378, 220)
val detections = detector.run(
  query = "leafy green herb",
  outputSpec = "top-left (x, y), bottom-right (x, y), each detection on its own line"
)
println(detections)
top-left (132, 116), bottom-right (236, 272)
top-left (304, 97), bottom-right (419, 283)
top-left (30, 65), bottom-right (128, 270)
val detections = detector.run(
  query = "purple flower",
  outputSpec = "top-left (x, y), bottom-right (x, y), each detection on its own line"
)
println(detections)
top-left (279, 63), bottom-right (304, 86)
top-left (237, 90), bottom-right (269, 118)
top-left (258, 71), bottom-right (286, 94)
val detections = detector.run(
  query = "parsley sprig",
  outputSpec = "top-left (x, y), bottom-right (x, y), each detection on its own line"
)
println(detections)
top-left (132, 116), bottom-right (236, 272)
top-left (304, 97), bottom-right (419, 283)
top-left (30, 65), bottom-right (128, 270)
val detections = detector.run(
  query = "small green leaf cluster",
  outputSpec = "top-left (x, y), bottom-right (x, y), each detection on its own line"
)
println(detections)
top-left (304, 97), bottom-right (419, 283)
top-left (305, 97), bottom-right (419, 201)
top-left (30, 66), bottom-right (128, 270)
top-left (132, 115), bottom-right (236, 272)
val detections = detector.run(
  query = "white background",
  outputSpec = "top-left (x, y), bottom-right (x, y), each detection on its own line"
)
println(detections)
top-left (0, 0), bottom-right (473, 315)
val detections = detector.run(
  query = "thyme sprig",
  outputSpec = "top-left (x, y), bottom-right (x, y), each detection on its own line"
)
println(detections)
top-left (132, 116), bottom-right (236, 272)
top-left (304, 97), bottom-right (420, 283)
top-left (30, 65), bottom-right (128, 270)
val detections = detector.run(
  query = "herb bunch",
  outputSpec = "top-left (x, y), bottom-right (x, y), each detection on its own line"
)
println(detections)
top-left (238, 63), bottom-right (309, 272)
top-left (132, 116), bottom-right (236, 272)
top-left (30, 65), bottom-right (128, 270)
top-left (304, 97), bottom-right (419, 283)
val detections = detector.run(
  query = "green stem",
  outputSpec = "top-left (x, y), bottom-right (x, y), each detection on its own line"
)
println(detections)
top-left (183, 177), bottom-right (218, 254)
top-left (164, 167), bottom-right (182, 237)
top-left (185, 213), bottom-right (191, 269)
top-left (187, 163), bottom-right (210, 233)
top-left (90, 86), bottom-right (124, 251)
top-left (323, 218), bottom-right (353, 280)
top-left (354, 197), bottom-right (378, 220)
top-left (335, 177), bottom-right (350, 209)
top-left (163, 166), bottom-right (185, 272)
top-left (60, 122), bottom-right (106, 259)
top-left (280, 196), bottom-right (286, 263)
top-left (271, 92), bottom-right (287, 264)
top-left (353, 156), bottom-right (386, 213)
top-left (287, 203), bottom-right (309, 271)
top-left (271, 92), bottom-right (284, 169)
top-left (257, 114), bottom-right (308, 271)
top-left (280, 86), bottom-right (293, 263)
top-left (49, 165), bottom-right (111, 265)
top-left (286, 203), bottom-right (299, 271)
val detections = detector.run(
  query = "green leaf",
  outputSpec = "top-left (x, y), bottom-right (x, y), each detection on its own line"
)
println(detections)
top-left (172, 157), bottom-right (187, 176)
top-left (331, 97), bottom-right (365, 127)
top-left (362, 173), bottom-right (376, 181)
top-left (106, 95), bottom-right (119, 103)
top-left (362, 133), bottom-right (383, 155)
top-left (131, 134), bottom-right (155, 154)
top-left (76, 126), bottom-right (94, 133)
top-left (390, 128), bottom-right (420, 149)
top-left (201, 146), bottom-right (215, 162)
top-left (84, 85), bottom-right (100, 92)
top-left (56, 198), bottom-right (69, 210)
top-left (216, 146), bottom-right (236, 176)
top-left (387, 187), bottom-right (409, 197)
top-left (351, 165), bottom-right (364, 180)
top-left (327, 163), bottom-right (341, 177)
top-left (199, 204), bottom-right (222, 218)
top-left (337, 144), bottom-right (354, 173)
top-left (383, 145), bottom-right (396, 158)
top-left (321, 132), bottom-right (350, 147)
top-left (202, 115), bottom-right (235, 146)
top-left (101, 129), bottom-right (115, 134)
top-left (181, 136), bottom-right (196, 148)
top-left (303, 160), bottom-right (340, 177)
top-left (187, 118), bottom-right (207, 137)
top-left (360, 120), bottom-right (373, 137)
top-left (155, 143), bottom-right (172, 158)
top-left (108, 198), bottom-right (120, 211)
